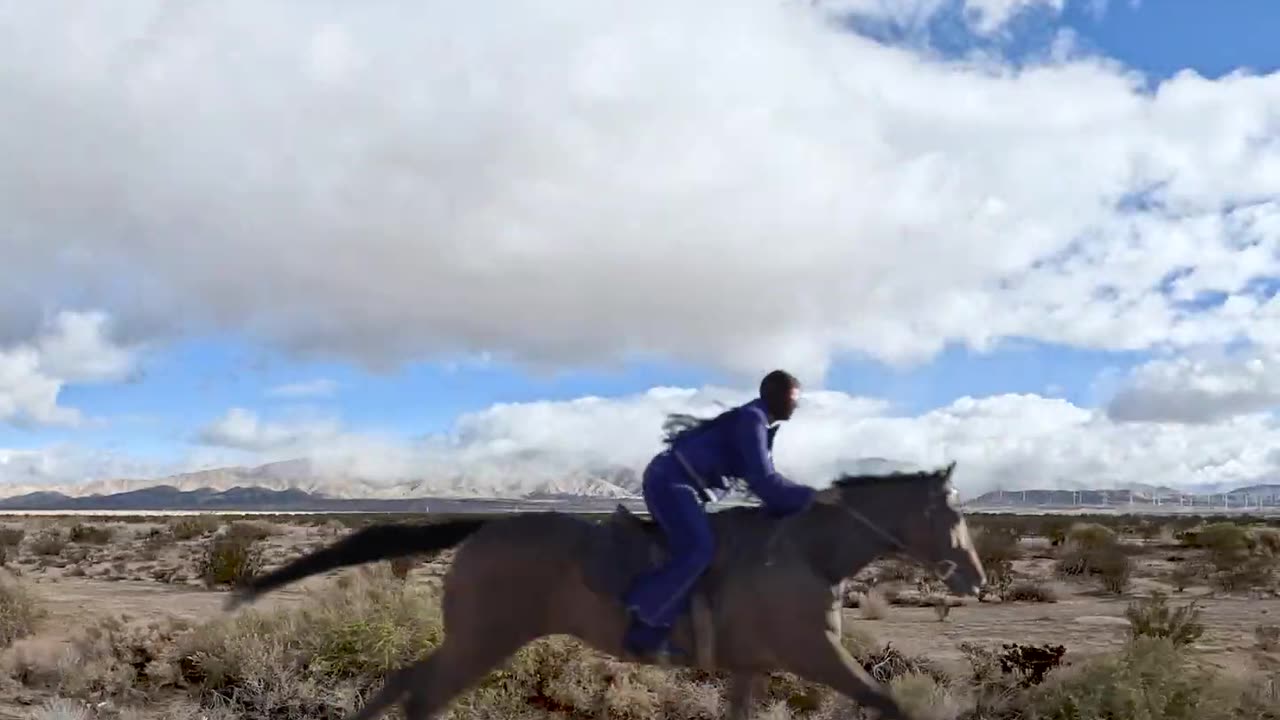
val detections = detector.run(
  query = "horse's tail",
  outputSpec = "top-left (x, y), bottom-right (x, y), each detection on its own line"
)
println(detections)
top-left (224, 518), bottom-right (488, 611)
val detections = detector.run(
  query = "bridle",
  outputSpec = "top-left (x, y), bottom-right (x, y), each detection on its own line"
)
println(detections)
top-left (811, 487), bottom-right (959, 582)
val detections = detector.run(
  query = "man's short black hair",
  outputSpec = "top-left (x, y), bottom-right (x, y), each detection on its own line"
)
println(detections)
top-left (759, 369), bottom-right (799, 397)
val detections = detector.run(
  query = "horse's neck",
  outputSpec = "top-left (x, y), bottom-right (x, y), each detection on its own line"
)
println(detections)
top-left (791, 501), bottom-right (894, 585)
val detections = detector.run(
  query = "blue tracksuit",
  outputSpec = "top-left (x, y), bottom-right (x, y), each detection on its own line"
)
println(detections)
top-left (623, 398), bottom-right (816, 630)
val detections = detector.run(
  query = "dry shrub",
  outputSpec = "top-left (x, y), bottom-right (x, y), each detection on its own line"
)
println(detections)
top-left (858, 587), bottom-right (890, 619)
top-left (170, 516), bottom-right (221, 541)
top-left (29, 698), bottom-right (92, 720)
top-left (1066, 522), bottom-right (1117, 551)
top-left (1094, 548), bottom-right (1133, 594)
top-left (173, 566), bottom-right (444, 717)
top-left (1125, 590), bottom-right (1204, 648)
top-left (68, 523), bottom-right (113, 545)
top-left (1179, 522), bottom-right (1279, 592)
top-left (0, 527), bottom-right (25, 546)
top-left (1002, 580), bottom-right (1058, 603)
top-left (29, 531), bottom-right (67, 557)
top-left (1038, 517), bottom-right (1072, 547)
top-left (888, 672), bottom-right (965, 720)
top-left (226, 520), bottom-right (278, 542)
top-left (1213, 556), bottom-right (1275, 593)
top-left (973, 527), bottom-right (1020, 598)
top-left (750, 640), bottom-right (941, 719)
top-left (199, 536), bottom-right (263, 588)
top-left (1054, 523), bottom-right (1133, 593)
top-left (480, 636), bottom-right (695, 720)
top-left (839, 622), bottom-right (878, 659)
top-left (1137, 520), bottom-right (1166, 542)
top-left (860, 642), bottom-right (948, 685)
top-left (961, 640), bottom-right (1067, 708)
top-left (876, 557), bottom-right (919, 583)
top-left (0, 577), bottom-right (44, 647)
top-left (389, 555), bottom-right (418, 580)
top-left (34, 615), bottom-right (192, 701)
top-left (1009, 637), bottom-right (1277, 720)
top-left (1167, 561), bottom-right (1203, 592)
top-left (1256, 623), bottom-right (1280, 652)
top-left (1254, 527), bottom-right (1280, 556)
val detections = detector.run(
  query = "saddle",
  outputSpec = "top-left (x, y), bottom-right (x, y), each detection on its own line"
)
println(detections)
top-left (581, 504), bottom-right (719, 669)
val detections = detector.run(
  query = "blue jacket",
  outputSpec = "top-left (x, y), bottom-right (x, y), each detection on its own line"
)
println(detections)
top-left (666, 398), bottom-right (816, 516)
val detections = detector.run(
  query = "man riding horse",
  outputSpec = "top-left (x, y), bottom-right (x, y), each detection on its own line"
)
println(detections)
top-left (622, 369), bottom-right (817, 659)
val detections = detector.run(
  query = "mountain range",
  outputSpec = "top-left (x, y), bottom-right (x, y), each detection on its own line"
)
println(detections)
top-left (969, 483), bottom-right (1280, 509)
top-left (0, 458), bottom-right (643, 502)
top-left (2, 457), bottom-right (1278, 512)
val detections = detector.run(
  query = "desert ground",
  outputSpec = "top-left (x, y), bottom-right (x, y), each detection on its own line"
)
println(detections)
top-left (0, 511), bottom-right (1278, 720)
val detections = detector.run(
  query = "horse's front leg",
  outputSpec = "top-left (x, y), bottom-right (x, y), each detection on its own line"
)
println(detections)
top-left (727, 672), bottom-right (760, 720)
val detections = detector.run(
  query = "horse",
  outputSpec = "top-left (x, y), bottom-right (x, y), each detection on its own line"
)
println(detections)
top-left (225, 462), bottom-right (985, 720)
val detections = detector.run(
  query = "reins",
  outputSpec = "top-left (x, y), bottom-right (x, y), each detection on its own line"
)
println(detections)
top-left (765, 487), bottom-right (958, 582)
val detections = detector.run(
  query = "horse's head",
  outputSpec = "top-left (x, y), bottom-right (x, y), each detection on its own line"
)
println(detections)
top-left (815, 462), bottom-right (985, 597)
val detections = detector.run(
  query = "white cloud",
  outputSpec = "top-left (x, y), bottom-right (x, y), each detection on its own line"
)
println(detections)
top-left (0, 310), bottom-right (138, 427)
top-left (35, 310), bottom-right (137, 383)
top-left (267, 378), bottom-right (339, 399)
top-left (1106, 348), bottom-right (1280, 424)
top-left (0, 1), bottom-right (1276, 383)
top-left (196, 407), bottom-right (343, 452)
top-left (331, 387), bottom-right (1280, 496)
top-left (9, 386), bottom-right (1279, 499)
top-left (0, 444), bottom-right (180, 489)
top-left (821, 0), bottom-right (1070, 36)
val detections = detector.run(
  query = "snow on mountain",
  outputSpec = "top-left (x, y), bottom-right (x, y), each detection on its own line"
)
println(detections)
top-left (4, 451), bottom-right (1273, 503)
top-left (0, 457), bottom-right (643, 500)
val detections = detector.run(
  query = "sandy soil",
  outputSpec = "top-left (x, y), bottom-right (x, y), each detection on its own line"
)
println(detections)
top-left (0, 516), bottom-right (1277, 719)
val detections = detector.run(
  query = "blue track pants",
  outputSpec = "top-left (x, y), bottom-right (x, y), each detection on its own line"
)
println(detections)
top-left (622, 452), bottom-right (716, 628)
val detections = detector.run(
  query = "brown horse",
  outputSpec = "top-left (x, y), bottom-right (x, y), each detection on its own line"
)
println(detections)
top-left (226, 463), bottom-right (985, 720)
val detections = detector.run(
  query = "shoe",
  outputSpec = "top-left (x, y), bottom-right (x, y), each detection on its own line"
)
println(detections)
top-left (623, 615), bottom-right (689, 663)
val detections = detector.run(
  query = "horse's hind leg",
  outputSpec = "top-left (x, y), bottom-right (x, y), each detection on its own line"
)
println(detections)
top-left (346, 663), bottom-right (417, 720)
top-left (344, 608), bottom-right (535, 720)
top-left (397, 635), bottom-right (530, 720)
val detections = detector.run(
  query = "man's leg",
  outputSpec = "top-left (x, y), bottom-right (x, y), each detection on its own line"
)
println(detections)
top-left (621, 467), bottom-right (715, 658)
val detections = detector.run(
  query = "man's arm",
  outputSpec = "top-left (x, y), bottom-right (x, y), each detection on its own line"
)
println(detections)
top-left (735, 409), bottom-right (816, 516)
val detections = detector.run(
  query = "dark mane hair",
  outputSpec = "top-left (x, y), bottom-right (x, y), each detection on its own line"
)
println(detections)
top-left (830, 463), bottom-right (955, 490)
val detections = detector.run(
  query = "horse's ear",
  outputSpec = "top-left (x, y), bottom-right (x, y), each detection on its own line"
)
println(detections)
top-left (942, 461), bottom-right (957, 479)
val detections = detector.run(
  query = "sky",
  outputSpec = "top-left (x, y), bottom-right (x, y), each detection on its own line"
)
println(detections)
top-left (1, 0), bottom-right (1279, 498)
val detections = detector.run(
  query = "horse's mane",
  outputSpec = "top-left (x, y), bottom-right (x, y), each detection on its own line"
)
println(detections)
top-left (829, 464), bottom-right (954, 490)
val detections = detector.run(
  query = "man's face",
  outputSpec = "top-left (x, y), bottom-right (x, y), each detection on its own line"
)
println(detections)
top-left (769, 384), bottom-right (800, 421)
